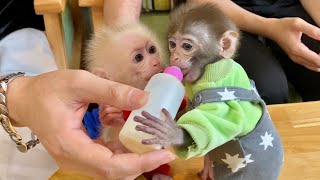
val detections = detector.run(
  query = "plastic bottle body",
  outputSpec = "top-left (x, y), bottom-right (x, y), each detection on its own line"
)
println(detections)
top-left (119, 73), bottom-right (185, 154)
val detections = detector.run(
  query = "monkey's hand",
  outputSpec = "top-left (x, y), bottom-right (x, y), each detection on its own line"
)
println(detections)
top-left (133, 108), bottom-right (188, 148)
top-left (99, 104), bottom-right (125, 127)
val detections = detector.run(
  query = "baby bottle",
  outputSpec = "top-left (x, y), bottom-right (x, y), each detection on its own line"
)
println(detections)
top-left (119, 66), bottom-right (185, 154)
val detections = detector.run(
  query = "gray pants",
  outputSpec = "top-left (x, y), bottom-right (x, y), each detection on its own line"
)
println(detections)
top-left (189, 81), bottom-right (284, 180)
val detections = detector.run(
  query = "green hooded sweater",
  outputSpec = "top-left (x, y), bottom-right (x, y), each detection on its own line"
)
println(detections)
top-left (175, 58), bottom-right (263, 159)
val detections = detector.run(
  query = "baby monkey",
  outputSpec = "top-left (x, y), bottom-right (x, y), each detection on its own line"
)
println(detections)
top-left (82, 22), bottom-right (174, 180)
top-left (134, 3), bottom-right (284, 180)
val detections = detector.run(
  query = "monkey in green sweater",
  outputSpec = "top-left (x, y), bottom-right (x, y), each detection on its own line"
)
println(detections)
top-left (134, 3), bottom-right (284, 180)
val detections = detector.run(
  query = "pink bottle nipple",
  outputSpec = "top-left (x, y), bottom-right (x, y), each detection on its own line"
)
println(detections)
top-left (163, 66), bottom-right (183, 81)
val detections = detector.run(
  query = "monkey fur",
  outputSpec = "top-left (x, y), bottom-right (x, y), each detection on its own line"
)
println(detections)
top-left (134, 3), bottom-right (283, 180)
top-left (83, 23), bottom-right (174, 180)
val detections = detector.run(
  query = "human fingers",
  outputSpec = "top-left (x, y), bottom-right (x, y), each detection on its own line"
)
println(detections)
top-left (293, 44), bottom-right (320, 70)
top-left (294, 18), bottom-right (320, 41)
top-left (73, 70), bottom-right (148, 110)
top-left (105, 139), bottom-right (130, 154)
top-left (104, 149), bottom-right (175, 179)
top-left (54, 129), bottom-right (175, 179)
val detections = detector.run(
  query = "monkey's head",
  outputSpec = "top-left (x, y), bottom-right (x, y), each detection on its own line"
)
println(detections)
top-left (84, 23), bottom-right (164, 89)
top-left (168, 3), bottom-right (240, 83)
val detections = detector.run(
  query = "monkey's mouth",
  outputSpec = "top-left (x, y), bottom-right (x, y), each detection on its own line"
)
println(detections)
top-left (181, 68), bottom-right (190, 77)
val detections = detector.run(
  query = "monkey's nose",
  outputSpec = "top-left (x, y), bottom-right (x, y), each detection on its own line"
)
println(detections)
top-left (153, 61), bottom-right (160, 67)
top-left (171, 56), bottom-right (179, 62)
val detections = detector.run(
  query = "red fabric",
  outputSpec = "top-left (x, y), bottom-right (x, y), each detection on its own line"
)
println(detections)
top-left (179, 97), bottom-right (187, 111)
top-left (122, 110), bottom-right (131, 121)
top-left (121, 97), bottom-right (187, 179)
top-left (143, 163), bottom-right (171, 180)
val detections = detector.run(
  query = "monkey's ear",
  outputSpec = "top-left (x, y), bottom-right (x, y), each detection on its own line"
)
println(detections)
top-left (91, 67), bottom-right (111, 80)
top-left (219, 30), bottom-right (239, 59)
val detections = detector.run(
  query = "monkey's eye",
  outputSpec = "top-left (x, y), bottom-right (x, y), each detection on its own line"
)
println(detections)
top-left (169, 41), bottom-right (176, 49)
top-left (182, 43), bottom-right (193, 51)
top-left (134, 53), bottom-right (144, 62)
top-left (148, 46), bottom-right (156, 54)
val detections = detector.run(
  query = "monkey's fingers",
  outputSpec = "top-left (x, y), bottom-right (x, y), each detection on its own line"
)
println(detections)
top-left (133, 116), bottom-right (168, 134)
top-left (141, 111), bottom-right (164, 125)
top-left (135, 125), bottom-right (166, 139)
top-left (99, 105), bottom-right (123, 116)
top-left (161, 108), bottom-right (175, 124)
top-left (104, 106), bottom-right (123, 113)
top-left (141, 138), bottom-right (161, 145)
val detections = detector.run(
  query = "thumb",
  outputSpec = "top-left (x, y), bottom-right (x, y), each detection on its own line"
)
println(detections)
top-left (72, 71), bottom-right (149, 110)
top-left (110, 149), bottom-right (176, 178)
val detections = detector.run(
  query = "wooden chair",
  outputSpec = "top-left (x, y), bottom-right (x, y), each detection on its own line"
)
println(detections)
top-left (34, 0), bottom-right (75, 69)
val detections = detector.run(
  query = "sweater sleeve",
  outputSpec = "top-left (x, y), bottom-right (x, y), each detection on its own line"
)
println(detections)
top-left (175, 101), bottom-right (247, 159)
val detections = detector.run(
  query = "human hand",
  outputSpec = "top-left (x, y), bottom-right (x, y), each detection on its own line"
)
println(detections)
top-left (267, 17), bottom-right (320, 71)
top-left (99, 104), bottom-right (125, 127)
top-left (133, 109), bottom-right (185, 148)
top-left (6, 70), bottom-right (175, 179)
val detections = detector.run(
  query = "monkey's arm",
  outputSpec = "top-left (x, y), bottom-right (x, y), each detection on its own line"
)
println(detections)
top-left (300, 0), bottom-right (320, 26)
top-left (173, 101), bottom-right (253, 159)
top-left (104, 0), bottom-right (142, 26)
top-left (134, 101), bottom-right (261, 159)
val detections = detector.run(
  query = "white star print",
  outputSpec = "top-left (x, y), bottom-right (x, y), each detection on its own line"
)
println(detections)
top-left (217, 88), bottom-right (237, 101)
top-left (244, 154), bottom-right (254, 164)
top-left (259, 131), bottom-right (274, 150)
top-left (221, 153), bottom-right (246, 173)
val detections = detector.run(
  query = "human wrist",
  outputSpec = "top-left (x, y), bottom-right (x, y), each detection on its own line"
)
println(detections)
top-left (261, 18), bottom-right (282, 40)
top-left (241, 16), bottom-right (277, 38)
top-left (1, 73), bottom-right (40, 152)
top-left (6, 75), bottom-right (30, 127)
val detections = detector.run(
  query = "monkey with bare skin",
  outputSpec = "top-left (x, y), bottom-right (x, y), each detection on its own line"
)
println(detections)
top-left (82, 22), bottom-right (176, 180)
top-left (134, 3), bottom-right (284, 180)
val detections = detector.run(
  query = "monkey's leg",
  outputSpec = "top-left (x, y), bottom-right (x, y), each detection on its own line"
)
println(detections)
top-left (198, 154), bottom-right (214, 180)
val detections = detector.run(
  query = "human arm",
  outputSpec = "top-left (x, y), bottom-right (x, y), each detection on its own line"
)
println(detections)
top-left (4, 70), bottom-right (175, 179)
top-left (300, 0), bottom-right (320, 27)
top-left (188, 0), bottom-right (320, 71)
top-left (104, 0), bottom-right (142, 26)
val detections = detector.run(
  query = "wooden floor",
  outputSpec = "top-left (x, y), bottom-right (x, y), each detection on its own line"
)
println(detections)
top-left (50, 101), bottom-right (320, 180)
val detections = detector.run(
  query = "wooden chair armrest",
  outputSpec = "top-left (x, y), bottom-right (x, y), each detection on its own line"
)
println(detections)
top-left (34, 0), bottom-right (67, 14)
top-left (33, 0), bottom-right (74, 69)
top-left (79, 0), bottom-right (103, 7)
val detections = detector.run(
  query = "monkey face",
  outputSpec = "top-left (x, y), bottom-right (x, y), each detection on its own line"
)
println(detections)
top-left (168, 34), bottom-right (201, 83)
top-left (120, 33), bottom-right (164, 89)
